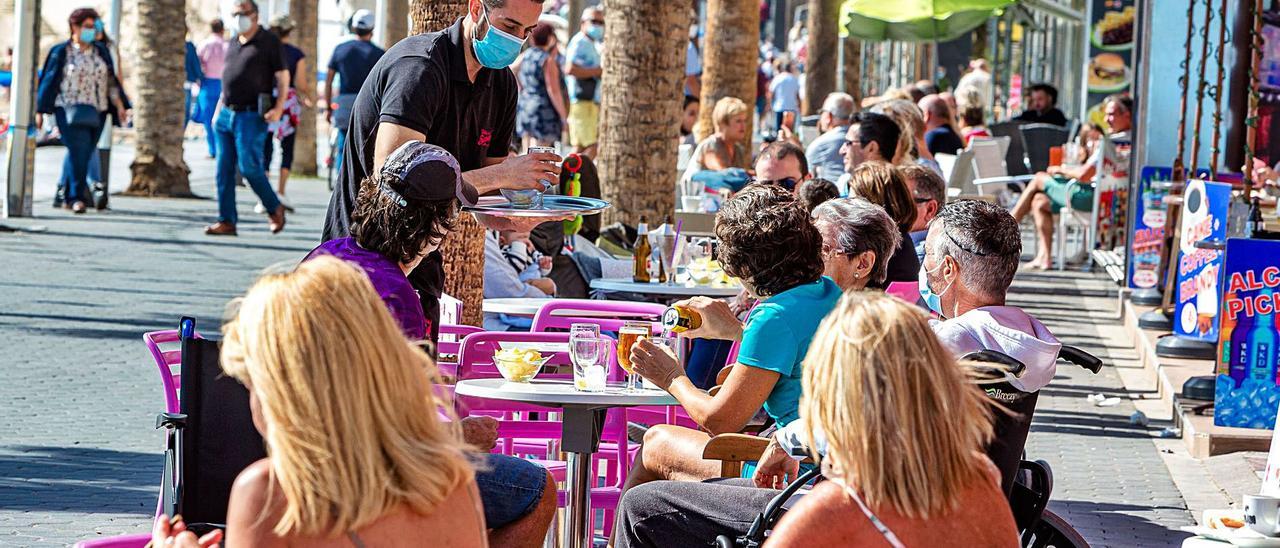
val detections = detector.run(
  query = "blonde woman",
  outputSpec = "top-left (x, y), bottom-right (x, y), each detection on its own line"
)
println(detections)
top-left (681, 96), bottom-right (752, 186)
top-left (612, 292), bottom-right (1017, 547)
top-left (195, 258), bottom-right (486, 546)
top-left (767, 292), bottom-right (1018, 546)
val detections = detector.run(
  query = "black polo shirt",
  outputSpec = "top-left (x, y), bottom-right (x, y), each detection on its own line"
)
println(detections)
top-left (1013, 108), bottom-right (1069, 127)
top-left (221, 28), bottom-right (285, 108)
top-left (321, 17), bottom-right (517, 343)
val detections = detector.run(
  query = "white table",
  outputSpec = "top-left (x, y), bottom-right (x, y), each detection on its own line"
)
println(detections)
top-left (590, 278), bottom-right (742, 298)
top-left (454, 378), bottom-right (678, 548)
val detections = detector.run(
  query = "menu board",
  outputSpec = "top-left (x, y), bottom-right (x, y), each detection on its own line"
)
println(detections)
top-left (1173, 179), bottom-right (1231, 343)
top-left (1214, 238), bottom-right (1280, 429)
top-left (1127, 166), bottom-right (1212, 290)
top-left (1084, 0), bottom-right (1137, 129)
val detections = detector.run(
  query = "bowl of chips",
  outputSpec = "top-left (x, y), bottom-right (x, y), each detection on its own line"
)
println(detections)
top-left (494, 348), bottom-right (550, 383)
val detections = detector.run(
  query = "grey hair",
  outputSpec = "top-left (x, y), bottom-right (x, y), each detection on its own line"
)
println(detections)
top-left (929, 200), bottom-right (1022, 299)
top-left (822, 93), bottom-right (855, 122)
top-left (812, 197), bottom-right (901, 284)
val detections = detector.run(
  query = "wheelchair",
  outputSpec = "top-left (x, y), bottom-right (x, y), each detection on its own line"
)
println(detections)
top-left (713, 346), bottom-right (1101, 548)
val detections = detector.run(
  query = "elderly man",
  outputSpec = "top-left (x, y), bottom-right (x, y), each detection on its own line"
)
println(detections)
top-left (920, 94), bottom-right (963, 156)
top-left (898, 164), bottom-right (946, 262)
top-left (805, 92), bottom-right (855, 181)
top-left (835, 111), bottom-right (898, 195)
top-left (1012, 94), bottom-right (1132, 268)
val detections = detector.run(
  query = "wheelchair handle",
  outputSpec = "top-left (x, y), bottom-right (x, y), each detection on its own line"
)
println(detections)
top-left (1058, 345), bottom-right (1102, 374)
top-left (961, 350), bottom-right (1027, 377)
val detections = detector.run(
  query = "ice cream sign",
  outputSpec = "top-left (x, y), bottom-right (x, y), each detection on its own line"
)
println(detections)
top-left (1173, 179), bottom-right (1230, 343)
top-left (1215, 239), bottom-right (1280, 430)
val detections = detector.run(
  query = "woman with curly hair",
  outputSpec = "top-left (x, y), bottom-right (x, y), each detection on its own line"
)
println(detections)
top-left (618, 183), bottom-right (842, 494)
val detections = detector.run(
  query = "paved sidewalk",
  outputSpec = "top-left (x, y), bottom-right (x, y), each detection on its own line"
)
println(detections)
top-left (1, 140), bottom-right (1197, 546)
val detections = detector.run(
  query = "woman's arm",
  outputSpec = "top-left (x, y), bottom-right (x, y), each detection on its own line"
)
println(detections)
top-left (545, 57), bottom-right (567, 122)
top-left (630, 338), bottom-right (778, 435)
top-left (294, 58), bottom-right (313, 106)
top-left (702, 136), bottom-right (733, 171)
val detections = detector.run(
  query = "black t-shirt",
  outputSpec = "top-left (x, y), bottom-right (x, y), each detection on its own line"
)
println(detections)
top-left (321, 18), bottom-right (517, 343)
top-left (282, 43), bottom-right (304, 89)
top-left (925, 125), bottom-right (965, 156)
top-left (869, 229), bottom-right (922, 290)
top-left (1013, 108), bottom-right (1069, 127)
top-left (329, 39), bottom-right (386, 95)
top-left (221, 28), bottom-right (285, 107)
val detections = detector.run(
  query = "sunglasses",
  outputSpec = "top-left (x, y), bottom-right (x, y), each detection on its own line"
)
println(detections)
top-left (756, 177), bottom-right (799, 191)
top-left (232, 9), bottom-right (256, 17)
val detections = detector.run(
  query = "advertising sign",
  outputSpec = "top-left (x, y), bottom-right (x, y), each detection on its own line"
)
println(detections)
top-left (1173, 179), bottom-right (1231, 343)
top-left (1214, 238), bottom-right (1280, 429)
top-left (1083, 0), bottom-right (1137, 128)
top-left (1127, 167), bottom-right (1212, 289)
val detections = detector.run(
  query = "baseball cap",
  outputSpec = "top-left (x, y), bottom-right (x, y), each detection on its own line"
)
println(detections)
top-left (351, 9), bottom-right (375, 31)
top-left (379, 141), bottom-right (478, 207)
top-left (269, 13), bottom-right (295, 32)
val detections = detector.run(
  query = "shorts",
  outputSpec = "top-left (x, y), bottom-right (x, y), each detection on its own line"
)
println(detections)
top-left (568, 101), bottom-right (599, 147)
top-left (475, 453), bottom-right (549, 529)
top-left (1043, 174), bottom-right (1094, 213)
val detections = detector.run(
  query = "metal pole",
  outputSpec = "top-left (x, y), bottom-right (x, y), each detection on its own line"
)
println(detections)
top-left (1189, 0), bottom-right (1213, 176)
top-left (1173, 0), bottom-right (1196, 181)
top-left (1244, 0), bottom-right (1263, 202)
top-left (375, 0), bottom-right (387, 47)
top-left (4, 0), bottom-right (40, 219)
top-left (1208, 0), bottom-right (1228, 178)
top-left (94, 0), bottom-right (122, 200)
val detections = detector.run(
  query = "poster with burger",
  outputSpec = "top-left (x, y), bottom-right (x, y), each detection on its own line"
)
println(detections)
top-left (1083, 0), bottom-right (1137, 128)
top-left (1088, 52), bottom-right (1131, 93)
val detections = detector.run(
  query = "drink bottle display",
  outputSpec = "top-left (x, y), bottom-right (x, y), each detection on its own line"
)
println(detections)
top-left (1249, 288), bottom-right (1277, 383)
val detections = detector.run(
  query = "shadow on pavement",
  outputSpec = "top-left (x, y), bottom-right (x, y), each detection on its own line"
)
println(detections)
top-left (1048, 499), bottom-right (1194, 546)
top-left (0, 445), bottom-right (160, 514)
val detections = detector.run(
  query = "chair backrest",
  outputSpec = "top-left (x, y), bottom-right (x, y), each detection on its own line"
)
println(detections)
top-left (885, 281), bottom-right (919, 303)
top-left (934, 152), bottom-right (957, 182)
top-left (144, 330), bottom-right (186, 414)
top-left (968, 138), bottom-right (1011, 199)
top-left (172, 335), bottom-right (266, 527)
top-left (944, 148), bottom-right (977, 200)
top-left (1020, 123), bottom-right (1071, 173)
top-left (530, 299), bottom-right (665, 335)
top-left (988, 121), bottom-right (1029, 176)
top-left (439, 292), bottom-right (463, 326)
top-left (436, 324), bottom-right (484, 379)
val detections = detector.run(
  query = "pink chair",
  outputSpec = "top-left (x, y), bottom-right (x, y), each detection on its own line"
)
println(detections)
top-left (455, 330), bottom-right (633, 536)
top-left (436, 324), bottom-right (483, 379)
top-left (73, 534), bottom-right (150, 548)
top-left (529, 299), bottom-right (665, 334)
top-left (143, 330), bottom-right (193, 415)
top-left (886, 281), bottom-right (920, 303)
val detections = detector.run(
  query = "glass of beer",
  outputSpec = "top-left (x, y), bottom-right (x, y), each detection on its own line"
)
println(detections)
top-left (617, 321), bottom-right (651, 392)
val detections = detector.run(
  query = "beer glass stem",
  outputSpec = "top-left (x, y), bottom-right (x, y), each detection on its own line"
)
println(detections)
top-left (627, 372), bottom-right (640, 392)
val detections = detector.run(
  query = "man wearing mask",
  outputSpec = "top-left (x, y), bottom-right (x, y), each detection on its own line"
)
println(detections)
top-left (206, 0), bottom-right (288, 236)
top-left (564, 6), bottom-right (604, 157)
top-left (325, 0), bottom-right (561, 343)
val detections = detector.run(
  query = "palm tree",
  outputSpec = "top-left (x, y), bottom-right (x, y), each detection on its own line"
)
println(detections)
top-left (695, 0), bottom-right (759, 142)
top-left (843, 39), bottom-right (862, 104)
top-left (409, 0), bottom-right (484, 327)
top-left (126, 0), bottom-right (192, 197)
top-left (289, 1), bottom-right (318, 176)
top-left (384, 0), bottom-right (410, 45)
top-left (803, 0), bottom-right (841, 115)
top-left (598, 0), bottom-right (688, 224)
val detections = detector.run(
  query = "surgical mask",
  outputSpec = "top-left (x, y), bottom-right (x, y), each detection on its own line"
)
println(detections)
top-left (586, 24), bottom-right (604, 41)
top-left (233, 15), bottom-right (254, 35)
top-left (79, 28), bottom-right (97, 44)
top-left (472, 5), bottom-right (524, 69)
top-left (917, 259), bottom-right (954, 318)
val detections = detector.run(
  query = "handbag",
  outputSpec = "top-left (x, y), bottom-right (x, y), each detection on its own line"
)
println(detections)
top-left (67, 104), bottom-right (100, 128)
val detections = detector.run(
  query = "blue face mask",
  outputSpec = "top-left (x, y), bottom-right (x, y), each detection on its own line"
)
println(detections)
top-left (472, 6), bottom-right (524, 69)
top-left (918, 258), bottom-right (954, 318)
top-left (586, 24), bottom-right (604, 41)
top-left (79, 27), bottom-right (97, 44)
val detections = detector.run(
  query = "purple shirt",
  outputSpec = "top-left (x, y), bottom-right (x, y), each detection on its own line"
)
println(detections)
top-left (305, 237), bottom-right (428, 341)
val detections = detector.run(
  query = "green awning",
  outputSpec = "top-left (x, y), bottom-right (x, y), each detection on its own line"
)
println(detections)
top-left (840, 0), bottom-right (1014, 42)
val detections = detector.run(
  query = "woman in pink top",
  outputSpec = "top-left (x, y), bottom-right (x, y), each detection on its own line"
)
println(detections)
top-left (195, 19), bottom-right (227, 157)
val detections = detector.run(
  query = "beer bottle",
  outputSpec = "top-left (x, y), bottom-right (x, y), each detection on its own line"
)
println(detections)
top-left (1248, 197), bottom-right (1266, 237)
top-left (633, 217), bottom-right (652, 283)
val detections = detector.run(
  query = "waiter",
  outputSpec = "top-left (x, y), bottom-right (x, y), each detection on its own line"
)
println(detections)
top-left (324, 0), bottom-right (561, 344)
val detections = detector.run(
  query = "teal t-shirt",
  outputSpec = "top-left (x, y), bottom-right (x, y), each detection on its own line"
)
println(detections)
top-left (736, 276), bottom-right (842, 427)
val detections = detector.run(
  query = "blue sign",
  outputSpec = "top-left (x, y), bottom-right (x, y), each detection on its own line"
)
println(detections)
top-left (1173, 180), bottom-right (1231, 343)
top-left (1128, 167), bottom-right (1211, 290)
top-left (1214, 238), bottom-right (1280, 429)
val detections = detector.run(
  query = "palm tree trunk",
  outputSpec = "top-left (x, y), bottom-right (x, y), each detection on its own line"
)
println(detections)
top-left (598, 0), bottom-right (687, 225)
top-left (126, 0), bottom-right (192, 197)
top-left (384, 0), bottom-right (410, 44)
top-left (843, 37), bottom-right (862, 105)
top-left (291, 0), bottom-right (318, 176)
top-left (803, 0), bottom-right (840, 116)
top-left (410, 0), bottom-right (484, 327)
top-left (695, 0), bottom-right (759, 142)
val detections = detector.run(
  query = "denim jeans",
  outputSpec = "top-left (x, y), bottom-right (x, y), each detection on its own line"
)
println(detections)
top-left (53, 107), bottom-right (104, 205)
top-left (197, 78), bottom-right (222, 157)
top-left (213, 108), bottom-right (280, 225)
top-left (333, 128), bottom-right (347, 173)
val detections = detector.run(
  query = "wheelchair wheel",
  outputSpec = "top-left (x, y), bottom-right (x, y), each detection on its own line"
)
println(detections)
top-left (1023, 509), bottom-right (1089, 548)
